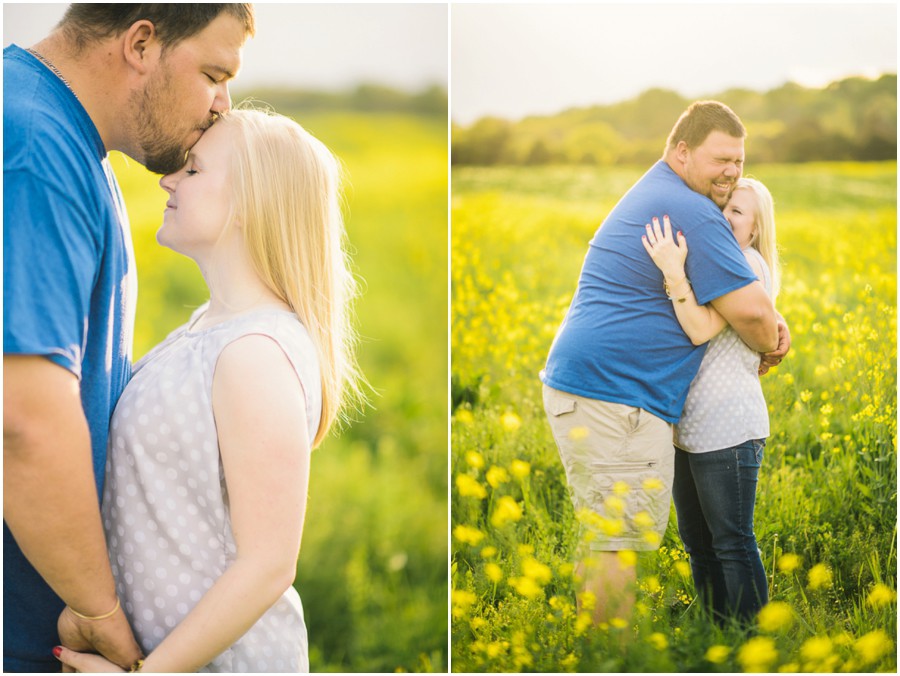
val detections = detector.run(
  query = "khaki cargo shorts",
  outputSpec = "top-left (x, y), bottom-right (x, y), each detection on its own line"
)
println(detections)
top-left (543, 384), bottom-right (675, 552)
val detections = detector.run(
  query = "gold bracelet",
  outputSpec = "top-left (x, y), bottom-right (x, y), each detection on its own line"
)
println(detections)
top-left (67, 597), bottom-right (120, 621)
top-left (664, 276), bottom-right (692, 302)
top-left (129, 658), bottom-right (145, 673)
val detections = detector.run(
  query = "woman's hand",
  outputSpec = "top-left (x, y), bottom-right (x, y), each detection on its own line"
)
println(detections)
top-left (54, 645), bottom-right (126, 672)
top-left (642, 215), bottom-right (687, 281)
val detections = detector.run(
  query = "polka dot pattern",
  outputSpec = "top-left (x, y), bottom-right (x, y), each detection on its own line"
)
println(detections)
top-left (675, 249), bottom-right (772, 454)
top-left (103, 304), bottom-right (321, 672)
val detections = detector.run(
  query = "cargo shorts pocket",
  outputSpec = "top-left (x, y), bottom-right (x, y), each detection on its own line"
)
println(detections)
top-left (545, 390), bottom-right (577, 417)
top-left (587, 460), bottom-right (668, 541)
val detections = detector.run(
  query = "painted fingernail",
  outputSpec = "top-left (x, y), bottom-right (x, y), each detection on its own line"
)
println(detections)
top-left (53, 646), bottom-right (62, 658)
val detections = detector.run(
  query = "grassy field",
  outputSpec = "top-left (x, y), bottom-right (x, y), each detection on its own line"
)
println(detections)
top-left (111, 108), bottom-right (448, 672)
top-left (450, 162), bottom-right (896, 672)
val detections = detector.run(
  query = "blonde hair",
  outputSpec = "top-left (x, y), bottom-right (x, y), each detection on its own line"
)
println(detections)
top-left (221, 108), bottom-right (366, 447)
top-left (733, 177), bottom-right (781, 299)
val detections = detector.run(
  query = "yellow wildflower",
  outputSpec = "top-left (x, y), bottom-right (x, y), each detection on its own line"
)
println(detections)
top-left (866, 583), bottom-right (896, 607)
top-left (642, 477), bottom-right (664, 492)
top-left (604, 495), bottom-right (626, 515)
top-left (632, 510), bottom-right (655, 530)
top-left (509, 459), bottom-right (531, 479)
top-left (486, 465), bottom-right (510, 488)
top-left (517, 543), bottom-right (534, 557)
top-left (521, 557), bottom-right (552, 585)
top-left (642, 530), bottom-right (661, 547)
top-left (451, 589), bottom-right (477, 618)
top-left (674, 560), bottom-right (692, 578)
top-left (491, 496), bottom-right (522, 527)
top-left (609, 617), bottom-right (628, 629)
top-left (480, 546), bottom-right (497, 559)
top-left (568, 426), bottom-right (589, 441)
top-left (578, 590), bottom-right (596, 612)
top-left (612, 480), bottom-right (631, 496)
top-left (454, 409), bottom-right (474, 426)
top-left (800, 636), bottom-right (833, 662)
top-left (757, 601), bottom-right (794, 632)
top-left (484, 562), bottom-right (503, 583)
top-left (453, 525), bottom-right (485, 546)
top-left (465, 451), bottom-right (485, 469)
top-left (643, 576), bottom-right (662, 594)
top-left (853, 630), bottom-right (893, 665)
top-left (705, 645), bottom-right (730, 664)
top-left (648, 632), bottom-right (668, 650)
top-left (617, 550), bottom-right (638, 568)
top-left (456, 474), bottom-right (487, 499)
top-left (500, 411), bottom-right (521, 432)
top-left (737, 636), bottom-right (778, 672)
top-left (777, 553), bottom-right (801, 573)
top-left (807, 563), bottom-right (833, 590)
top-left (509, 576), bottom-right (542, 599)
top-left (574, 611), bottom-right (592, 636)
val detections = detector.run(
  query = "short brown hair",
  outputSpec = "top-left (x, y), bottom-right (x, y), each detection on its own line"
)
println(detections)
top-left (665, 101), bottom-right (745, 154)
top-left (60, 4), bottom-right (255, 52)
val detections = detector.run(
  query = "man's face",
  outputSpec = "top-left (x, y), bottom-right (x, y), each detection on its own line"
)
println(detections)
top-left (131, 12), bottom-right (246, 174)
top-left (678, 131), bottom-right (745, 207)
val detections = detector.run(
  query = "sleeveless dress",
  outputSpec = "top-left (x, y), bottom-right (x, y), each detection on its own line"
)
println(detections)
top-left (675, 247), bottom-right (773, 453)
top-left (102, 304), bottom-right (322, 672)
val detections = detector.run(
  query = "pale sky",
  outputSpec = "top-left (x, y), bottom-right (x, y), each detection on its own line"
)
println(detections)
top-left (451, 3), bottom-right (897, 124)
top-left (3, 3), bottom-right (448, 93)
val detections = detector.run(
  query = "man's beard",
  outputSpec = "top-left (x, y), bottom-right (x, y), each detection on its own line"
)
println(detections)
top-left (131, 69), bottom-right (212, 175)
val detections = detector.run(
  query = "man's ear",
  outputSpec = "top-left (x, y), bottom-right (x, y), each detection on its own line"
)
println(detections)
top-left (122, 20), bottom-right (161, 75)
top-left (674, 140), bottom-right (690, 166)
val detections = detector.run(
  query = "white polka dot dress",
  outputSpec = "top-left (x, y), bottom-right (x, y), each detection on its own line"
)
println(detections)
top-left (102, 304), bottom-right (321, 672)
top-left (675, 248), bottom-right (772, 453)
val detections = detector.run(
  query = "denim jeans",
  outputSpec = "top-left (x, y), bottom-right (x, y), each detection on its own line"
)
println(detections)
top-left (672, 440), bottom-right (768, 623)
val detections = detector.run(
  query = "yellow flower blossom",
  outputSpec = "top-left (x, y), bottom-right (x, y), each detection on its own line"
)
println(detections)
top-left (568, 426), bottom-right (589, 441)
top-left (480, 546), bottom-right (497, 559)
top-left (521, 557), bottom-right (552, 585)
top-left (808, 563), bottom-right (833, 590)
top-left (574, 611), bottom-right (592, 636)
top-left (633, 510), bottom-right (655, 531)
top-left (800, 636), bottom-right (833, 662)
top-left (453, 524), bottom-right (485, 545)
top-left (737, 636), bottom-right (778, 672)
top-left (578, 590), bottom-right (596, 611)
top-left (643, 576), bottom-right (662, 594)
top-left (454, 409), bottom-right (474, 426)
top-left (642, 530), bottom-right (661, 547)
top-left (484, 562), bottom-right (503, 583)
top-left (509, 575), bottom-right (542, 599)
top-left (648, 632), bottom-right (668, 650)
top-left (609, 617), bottom-right (628, 629)
top-left (612, 480), bottom-right (631, 496)
top-left (509, 459), bottom-right (531, 479)
top-left (674, 560), bottom-right (692, 578)
top-left (456, 474), bottom-right (487, 499)
top-left (465, 451), bottom-right (485, 469)
top-left (500, 411), bottom-right (521, 432)
top-left (491, 496), bottom-right (523, 527)
top-left (866, 583), bottom-right (896, 607)
top-left (604, 495), bottom-right (626, 515)
top-left (451, 589), bottom-right (477, 618)
top-left (705, 645), bottom-right (730, 664)
top-left (757, 601), bottom-right (794, 632)
top-left (617, 550), bottom-right (638, 568)
top-left (486, 465), bottom-right (510, 488)
top-left (777, 553), bottom-right (802, 573)
top-left (642, 477), bottom-right (664, 492)
top-left (853, 629), bottom-right (893, 664)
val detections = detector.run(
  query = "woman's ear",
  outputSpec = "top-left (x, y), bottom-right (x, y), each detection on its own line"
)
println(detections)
top-left (122, 20), bottom-right (161, 75)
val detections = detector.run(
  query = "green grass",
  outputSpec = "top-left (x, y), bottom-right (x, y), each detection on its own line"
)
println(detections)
top-left (451, 162), bottom-right (896, 672)
top-left (112, 109), bottom-right (448, 672)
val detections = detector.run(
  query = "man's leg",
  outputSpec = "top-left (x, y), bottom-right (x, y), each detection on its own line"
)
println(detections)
top-left (576, 552), bottom-right (636, 624)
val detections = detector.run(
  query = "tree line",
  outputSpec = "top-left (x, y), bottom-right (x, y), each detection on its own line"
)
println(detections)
top-left (235, 83), bottom-right (447, 117)
top-left (452, 74), bottom-right (897, 166)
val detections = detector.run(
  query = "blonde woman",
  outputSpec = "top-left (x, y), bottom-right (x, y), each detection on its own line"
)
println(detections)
top-left (642, 177), bottom-right (780, 623)
top-left (56, 108), bottom-right (364, 672)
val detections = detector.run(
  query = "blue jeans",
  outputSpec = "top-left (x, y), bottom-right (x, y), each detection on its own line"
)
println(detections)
top-left (672, 440), bottom-right (768, 623)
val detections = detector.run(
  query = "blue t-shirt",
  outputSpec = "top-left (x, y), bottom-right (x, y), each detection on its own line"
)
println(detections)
top-left (541, 160), bottom-right (757, 424)
top-left (3, 45), bottom-right (137, 672)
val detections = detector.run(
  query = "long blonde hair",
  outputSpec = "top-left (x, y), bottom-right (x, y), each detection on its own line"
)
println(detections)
top-left (733, 177), bottom-right (781, 299)
top-left (221, 107), bottom-right (366, 447)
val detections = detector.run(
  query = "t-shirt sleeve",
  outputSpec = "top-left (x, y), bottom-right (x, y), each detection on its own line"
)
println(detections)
top-left (3, 169), bottom-right (100, 378)
top-left (683, 209), bottom-right (758, 306)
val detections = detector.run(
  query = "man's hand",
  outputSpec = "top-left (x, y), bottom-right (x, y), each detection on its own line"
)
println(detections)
top-left (58, 606), bottom-right (142, 671)
top-left (759, 314), bottom-right (791, 376)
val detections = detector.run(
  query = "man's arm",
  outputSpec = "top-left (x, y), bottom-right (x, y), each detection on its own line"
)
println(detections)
top-left (4, 355), bottom-right (142, 668)
top-left (709, 282), bottom-right (778, 353)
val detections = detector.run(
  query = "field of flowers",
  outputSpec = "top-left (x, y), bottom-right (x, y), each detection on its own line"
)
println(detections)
top-left (451, 162), bottom-right (896, 672)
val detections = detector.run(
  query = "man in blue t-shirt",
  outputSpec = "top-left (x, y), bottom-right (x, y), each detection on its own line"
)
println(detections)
top-left (540, 101), bottom-right (789, 625)
top-left (4, 5), bottom-right (254, 672)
